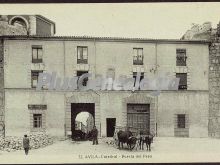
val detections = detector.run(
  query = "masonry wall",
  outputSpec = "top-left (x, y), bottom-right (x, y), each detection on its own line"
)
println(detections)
top-left (158, 91), bottom-right (209, 137)
top-left (5, 90), bottom-right (65, 137)
top-left (0, 39), bottom-right (4, 136)
top-left (209, 27), bottom-right (220, 137)
top-left (3, 38), bottom-right (209, 137)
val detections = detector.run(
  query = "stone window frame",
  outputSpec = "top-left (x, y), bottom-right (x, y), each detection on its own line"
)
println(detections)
top-left (176, 73), bottom-right (187, 90)
top-left (174, 113), bottom-right (189, 137)
top-left (133, 72), bottom-right (144, 88)
top-left (28, 105), bottom-right (46, 132)
top-left (32, 45), bottom-right (43, 63)
top-left (176, 48), bottom-right (187, 66)
top-left (77, 46), bottom-right (88, 64)
top-left (133, 48), bottom-right (144, 65)
top-left (33, 114), bottom-right (42, 128)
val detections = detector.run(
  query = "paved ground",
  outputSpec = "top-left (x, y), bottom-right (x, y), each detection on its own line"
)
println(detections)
top-left (1, 137), bottom-right (220, 163)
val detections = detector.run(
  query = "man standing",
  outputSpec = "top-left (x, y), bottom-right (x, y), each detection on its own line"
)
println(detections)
top-left (91, 126), bottom-right (98, 145)
top-left (23, 134), bottom-right (30, 155)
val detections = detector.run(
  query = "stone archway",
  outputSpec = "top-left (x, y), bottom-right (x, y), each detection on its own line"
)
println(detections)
top-left (9, 16), bottom-right (29, 30)
top-left (122, 93), bottom-right (156, 135)
top-left (65, 91), bottom-right (100, 137)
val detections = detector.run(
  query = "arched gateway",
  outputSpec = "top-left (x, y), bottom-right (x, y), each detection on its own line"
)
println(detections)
top-left (65, 91), bottom-right (100, 138)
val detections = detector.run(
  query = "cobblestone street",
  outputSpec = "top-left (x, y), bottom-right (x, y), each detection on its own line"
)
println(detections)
top-left (1, 137), bottom-right (220, 163)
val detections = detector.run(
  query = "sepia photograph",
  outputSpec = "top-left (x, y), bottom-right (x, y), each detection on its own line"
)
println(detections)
top-left (0, 2), bottom-right (220, 164)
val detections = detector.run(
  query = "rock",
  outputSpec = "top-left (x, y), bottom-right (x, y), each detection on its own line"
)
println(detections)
top-left (0, 133), bottom-right (54, 151)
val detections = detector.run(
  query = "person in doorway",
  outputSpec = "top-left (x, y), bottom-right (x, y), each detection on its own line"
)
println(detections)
top-left (23, 134), bottom-right (30, 155)
top-left (91, 126), bottom-right (98, 145)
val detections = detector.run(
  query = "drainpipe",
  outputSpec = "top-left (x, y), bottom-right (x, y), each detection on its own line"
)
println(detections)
top-left (155, 42), bottom-right (158, 137)
top-left (94, 38), bottom-right (97, 77)
top-left (63, 40), bottom-right (66, 137)
top-left (1, 39), bottom-right (5, 138)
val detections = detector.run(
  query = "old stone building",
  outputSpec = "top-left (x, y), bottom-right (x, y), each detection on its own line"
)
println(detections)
top-left (0, 15), bottom-right (211, 138)
top-left (0, 15), bottom-right (55, 36)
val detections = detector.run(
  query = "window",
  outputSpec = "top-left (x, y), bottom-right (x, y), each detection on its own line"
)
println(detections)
top-left (33, 114), bottom-right (42, 128)
top-left (133, 72), bottom-right (144, 88)
top-left (31, 70), bottom-right (43, 88)
top-left (32, 45), bottom-right (43, 63)
top-left (177, 114), bottom-right (185, 128)
top-left (28, 105), bottom-right (46, 131)
top-left (176, 49), bottom-right (187, 66)
top-left (77, 46), bottom-right (88, 64)
top-left (133, 48), bottom-right (143, 65)
top-left (77, 71), bottom-right (88, 87)
top-left (176, 73), bottom-right (187, 90)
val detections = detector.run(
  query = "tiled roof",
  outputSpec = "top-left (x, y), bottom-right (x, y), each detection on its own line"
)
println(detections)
top-left (0, 35), bottom-right (210, 44)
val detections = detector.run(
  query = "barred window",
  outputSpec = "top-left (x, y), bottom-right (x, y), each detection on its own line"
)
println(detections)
top-left (176, 73), bottom-right (187, 90)
top-left (176, 49), bottom-right (187, 66)
top-left (32, 45), bottom-right (43, 63)
top-left (33, 114), bottom-right (42, 128)
top-left (177, 114), bottom-right (185, 128)
top-left (133, 48), bottom-right (143, 65)
top-left (77, 46), bottom-right (88, 64)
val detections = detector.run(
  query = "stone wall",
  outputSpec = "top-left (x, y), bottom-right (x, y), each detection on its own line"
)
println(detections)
top-left (209, 24), bottom-right (220, 137)
top-left (0, 39), bottom-right (4, 136)
top-left (0, 16), bottom-right (27, 36)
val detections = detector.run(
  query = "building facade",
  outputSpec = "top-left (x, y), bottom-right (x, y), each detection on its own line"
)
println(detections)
top-left (0, 15), bottom-right (211, 138)
top-left (1, 36), bottom-right (209, 138)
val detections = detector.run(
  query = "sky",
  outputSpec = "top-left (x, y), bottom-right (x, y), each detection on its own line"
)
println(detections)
top-left (1, 3), bottom-right (220, 39)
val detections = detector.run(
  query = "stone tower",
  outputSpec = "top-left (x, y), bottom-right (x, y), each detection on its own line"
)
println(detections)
top-left (209, 22), bottom-right (220, 137)
top-left (0, 15), bottom-right (56, 36)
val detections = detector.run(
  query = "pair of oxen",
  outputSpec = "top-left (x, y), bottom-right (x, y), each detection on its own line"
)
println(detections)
top-left (116, 130), bottom-right (154, 151)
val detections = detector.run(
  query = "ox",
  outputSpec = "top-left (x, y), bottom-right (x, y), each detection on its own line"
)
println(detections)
top-left (117, 130), bottom-right (137, 150)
